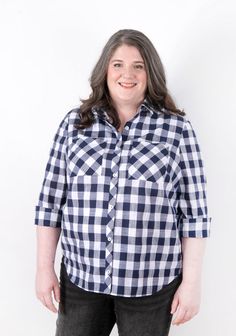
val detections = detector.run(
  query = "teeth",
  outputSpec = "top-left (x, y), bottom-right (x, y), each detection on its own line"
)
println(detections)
top-left (119, 83), bottom-right (136, 88)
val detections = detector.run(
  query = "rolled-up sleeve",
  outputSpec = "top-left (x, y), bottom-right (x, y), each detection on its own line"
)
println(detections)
top-left (176, 119), bottom-right (212, 238)
top-left (34, 113), bottom-right (69, 228)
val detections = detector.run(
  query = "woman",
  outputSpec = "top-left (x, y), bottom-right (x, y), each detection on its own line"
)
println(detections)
top-left (35, 29), bottom-right (211, 336)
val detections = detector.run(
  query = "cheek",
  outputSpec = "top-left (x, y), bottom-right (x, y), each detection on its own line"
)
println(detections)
top-left (107, 67), bottom-right (119, 81)
top-left (142, 75), bottom-right (147, 89)
top-left (107, 71), bottom-right (115, 88)
top-left (137, 72), bottom-right (147, 85)
top-left (142, 73), bottom-right (147, 83)
top-left (107, 72), bottom-right (119, 94)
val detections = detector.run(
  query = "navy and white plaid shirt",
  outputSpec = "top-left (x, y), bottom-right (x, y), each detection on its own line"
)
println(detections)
top-left (35, 101), bottom-right (211, 297)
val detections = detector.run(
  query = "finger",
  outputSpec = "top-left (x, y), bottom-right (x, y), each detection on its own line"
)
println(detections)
top-left (53, 283), bottom-right (60, 303)
top-left (170, 296), bottom-right (179, 314)
top-left (181, 311), bottom-right (192, 324)
top-left (178, 311), bottom-right (192, 325)
top-left (39, 296), bottom-right (47, 307)
top-left (172, 307), bottom-right (186, 325)
top-left (44, 293), bottom-right (58, 313)
top-left (182, 310), bottom-right (197, 324)
top-left (39, 295), bottom-right (55, 313)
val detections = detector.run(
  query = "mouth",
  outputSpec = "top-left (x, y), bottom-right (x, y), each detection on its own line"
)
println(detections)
top-left (118, 82), bottom-right (137, 88)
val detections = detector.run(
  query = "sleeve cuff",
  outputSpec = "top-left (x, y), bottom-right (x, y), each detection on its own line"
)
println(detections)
top-left (179, 216), bottom-right (212, 238)
top-left (34, 205), bottom-right (62, 228)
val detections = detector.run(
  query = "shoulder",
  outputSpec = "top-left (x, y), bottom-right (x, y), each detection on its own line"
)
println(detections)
top-left (150, 108), bottom-right (199, 156)
top-left (154, 108), bottom-right (192, 141)
top-left (162, 109), bottom-right (191, 131)
top-left (65, 107), bottom-right (81, 123)
top-left (58, 107), bottom-right (81, 132)
top-left (165, 111), bottom-right (199, 144)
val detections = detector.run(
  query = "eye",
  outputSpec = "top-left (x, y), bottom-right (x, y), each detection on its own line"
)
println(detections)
top-left (134, 64), bottom-right (144, 70)
top-left (113, 63), bottom-right (122, 68)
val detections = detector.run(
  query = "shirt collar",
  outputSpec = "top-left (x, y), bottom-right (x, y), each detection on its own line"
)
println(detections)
top-left (92, 99), bottom-right (155, 121)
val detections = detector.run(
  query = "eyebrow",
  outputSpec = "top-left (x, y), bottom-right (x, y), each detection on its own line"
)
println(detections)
top-left (110, 59), bottom-right (144, 63)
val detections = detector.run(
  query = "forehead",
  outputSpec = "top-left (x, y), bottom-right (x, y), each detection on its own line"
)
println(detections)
top-left (110, 44), bottom-right (144, 61)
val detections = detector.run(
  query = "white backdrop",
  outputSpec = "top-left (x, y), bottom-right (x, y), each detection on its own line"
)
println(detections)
top-left (0, 0), bottom-right (235, 335)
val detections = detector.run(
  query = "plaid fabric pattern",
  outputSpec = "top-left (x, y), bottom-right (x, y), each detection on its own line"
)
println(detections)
top-left (34, 101), bottom-right (211, 297)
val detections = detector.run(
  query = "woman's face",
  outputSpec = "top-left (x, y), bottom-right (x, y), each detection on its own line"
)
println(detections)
top-left (107, 44), bottom-right (147, 108)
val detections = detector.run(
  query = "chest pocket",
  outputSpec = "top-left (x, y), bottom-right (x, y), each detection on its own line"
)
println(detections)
top-left (67, 135), bottom-right (107, 177)
top-left (128, 139), bottom-right (169, 183)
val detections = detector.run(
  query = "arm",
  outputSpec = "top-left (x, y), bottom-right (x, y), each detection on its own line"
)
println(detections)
top-left (35, 226), bottom-right (61, 313)
top-left (170, 119), bottom-right (211, 325)
top-left (34, 112), bottom-right (69, 313)
top-left (182, 237), bottom-right (206, 285)
top-left (36, 226), bottom-right (61, 270)
top-left (171, 237), bottom-right (206, 325)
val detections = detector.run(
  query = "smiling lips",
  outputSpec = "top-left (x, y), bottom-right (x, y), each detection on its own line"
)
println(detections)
top-left (118, 82), bottom-right (137, 88)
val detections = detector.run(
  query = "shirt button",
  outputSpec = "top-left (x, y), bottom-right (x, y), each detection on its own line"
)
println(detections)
top-left (124, 125), bottom-right (129, 130)
top-left (107, 270), bottom-right (111, 275)
top-left (113, 172), bottom-right (118, 178)
top-left (107, 237), bottom-right (112, 241)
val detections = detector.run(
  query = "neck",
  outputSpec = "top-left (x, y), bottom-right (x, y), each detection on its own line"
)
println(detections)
top-left (113, 100), bottom-right (142, 121)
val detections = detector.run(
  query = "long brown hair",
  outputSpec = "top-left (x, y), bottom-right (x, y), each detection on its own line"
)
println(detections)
top-left (75, 29), bottom-right (185, 130)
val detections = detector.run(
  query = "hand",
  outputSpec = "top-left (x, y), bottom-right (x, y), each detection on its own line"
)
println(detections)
top-left (170, 280), bottom-right (201, 326)
top-left (35, 267), bottom-right (60, 313)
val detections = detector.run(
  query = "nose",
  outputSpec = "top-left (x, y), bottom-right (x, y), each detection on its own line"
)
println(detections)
top-left (122, 65), bottom-right (135, 79)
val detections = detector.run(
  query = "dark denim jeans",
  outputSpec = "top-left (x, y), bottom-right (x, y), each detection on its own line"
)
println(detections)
top-left (55, 261), bottom-right (182, 336)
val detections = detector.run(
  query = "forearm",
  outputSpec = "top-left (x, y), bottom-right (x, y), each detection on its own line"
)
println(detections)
top-left (181, 237), bottom-right (207, 284)
top-left (36, 226), bottom-right (61, 270)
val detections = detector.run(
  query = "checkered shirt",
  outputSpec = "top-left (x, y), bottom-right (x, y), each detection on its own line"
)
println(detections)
top-left (34, 101), bottom-right (211, 297)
